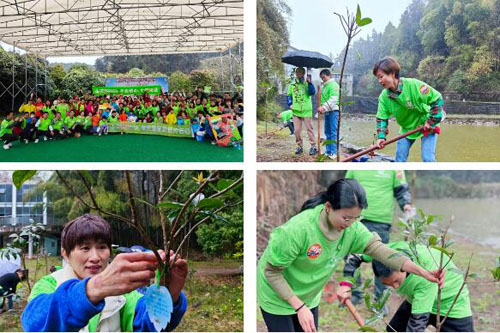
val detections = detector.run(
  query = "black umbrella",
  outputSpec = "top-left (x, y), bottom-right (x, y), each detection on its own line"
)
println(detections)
top-left (281, 49), bottom-right (333, 68)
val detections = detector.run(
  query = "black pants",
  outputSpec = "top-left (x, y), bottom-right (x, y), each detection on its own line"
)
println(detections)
top-left (261, 307), bottom-right (319, 332)
top-left (1, 133), bottom-right (18, 145)
top-left (72, 124), bottom-right (83, 133)
top-left (387, 300), bottom-right (474, 332)
top-left (21, 128), bottom-right (36, 141)
top-left (36, 130), bottom-right (52, 140)
top-left (53, 129), bottom-right (66, 139)
top-left (285, 121), bottom-right (294, 135)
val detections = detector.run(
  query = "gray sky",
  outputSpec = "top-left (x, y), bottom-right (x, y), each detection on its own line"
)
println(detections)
top-left (287, 0), bottom-right (413, 59)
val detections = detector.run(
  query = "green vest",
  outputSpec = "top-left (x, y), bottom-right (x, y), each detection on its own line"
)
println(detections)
top-left (52, 119), bottom-right (64, 131)
top-left (0, 119), bottom-right (13, 136)
top-left (65, 117), bottom-right (76, 128)
top-left (38, 118), bottom-right (51, 131)
top-left (287, 81), bottom-right (313, 118)
top-left (376, 77), bottom-right (442, 139)
top-left (29, 270), bottom-right (142, 332)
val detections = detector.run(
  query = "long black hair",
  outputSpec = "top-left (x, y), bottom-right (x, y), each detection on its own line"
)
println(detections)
top-left (300, 178), bottom-right (368, 212)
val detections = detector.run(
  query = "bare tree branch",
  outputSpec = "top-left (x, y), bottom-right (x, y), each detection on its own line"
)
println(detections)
top-left (158, 171), bottom-right (169, 254)
top-left (173, 199), bottom-right (244, 239)
top-left (167, 171), bottom-right (218, 249)
top-left (170, 200), bottom-right (243, 268)
top-left (440, 253), bottom-right (473, 326)
top-left (159, 171), bottom-right (184, 201)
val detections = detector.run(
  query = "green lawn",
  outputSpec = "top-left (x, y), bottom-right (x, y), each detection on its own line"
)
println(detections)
top-left (0, 134), bottom-right (243, 162)
top-left (0, 257), bottom-right (243, 332)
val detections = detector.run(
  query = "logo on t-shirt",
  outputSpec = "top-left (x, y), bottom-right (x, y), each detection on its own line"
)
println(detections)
top-left (396, 170), bottom-right (403, 179)
top-left (307, 244), bottom-right (322, 259)
top-left (419, 84), bottom-right (430, 95)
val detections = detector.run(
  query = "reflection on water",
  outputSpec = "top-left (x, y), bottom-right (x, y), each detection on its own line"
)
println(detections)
top-left (341, 118), bottom-right (500, 162)
top-left (392, 198), bottom-right (500, 249)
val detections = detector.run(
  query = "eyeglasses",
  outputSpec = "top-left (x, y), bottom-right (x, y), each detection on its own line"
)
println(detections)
top-left (341, 215), bottom-right (361, 223)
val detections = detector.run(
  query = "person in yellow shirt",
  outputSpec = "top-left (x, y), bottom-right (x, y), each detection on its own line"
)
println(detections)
top-left (19, 100), bottom-right (36, 114)
top-left (165, 109), bottom-right (177, 125)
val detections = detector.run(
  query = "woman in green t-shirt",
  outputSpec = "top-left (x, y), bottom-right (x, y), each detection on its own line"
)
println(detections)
top-left (373, 56), bottom-right (444, 162)
top-left (257, 179), bottom-right (444, 332)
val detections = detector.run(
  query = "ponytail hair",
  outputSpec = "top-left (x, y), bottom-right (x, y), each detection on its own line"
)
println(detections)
top-left (300, 178), bottom-right (368, 212)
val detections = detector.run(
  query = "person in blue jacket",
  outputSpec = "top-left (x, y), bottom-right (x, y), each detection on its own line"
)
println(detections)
top-left (21, 214), bottom-right (188, 332)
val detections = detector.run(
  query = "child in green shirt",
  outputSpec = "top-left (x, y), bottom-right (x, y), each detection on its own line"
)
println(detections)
top-left (257, 179), bottom-right (444, 332)
top-left (373, 56), bottom-right (444, 162)
top-left (372, 242), bottom-right (473, 332)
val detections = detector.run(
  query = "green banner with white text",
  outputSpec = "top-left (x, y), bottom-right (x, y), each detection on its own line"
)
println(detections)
top-left (92, 85), bottom-right (162, 96)
top-left (107, 122), bottom-right (192, 138)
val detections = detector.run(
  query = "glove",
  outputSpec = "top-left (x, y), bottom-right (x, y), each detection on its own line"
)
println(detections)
top-left (422, 125), bottom-right (441, 137)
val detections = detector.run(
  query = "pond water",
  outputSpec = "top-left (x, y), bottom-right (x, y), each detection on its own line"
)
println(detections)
top-left (392, 198), bottom-right (500, 250)
top-left (340, 118), bottom-right (500, 162)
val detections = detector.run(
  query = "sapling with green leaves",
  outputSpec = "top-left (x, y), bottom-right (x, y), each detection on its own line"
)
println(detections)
top-left (393, 209), bottom-right (476, 332)
top-left (12, 170), bottom-right (243, 290)
top-left (343, 267), bottom-right (395, 332)
top-left (332, 5), bottom-right (372, 161)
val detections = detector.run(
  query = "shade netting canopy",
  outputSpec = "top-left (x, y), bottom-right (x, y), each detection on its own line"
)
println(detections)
top-left (0, 0), bottom-right (243, 56)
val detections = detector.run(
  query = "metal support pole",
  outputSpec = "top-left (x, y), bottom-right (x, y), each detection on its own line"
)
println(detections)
top-left (12, 42), bottom-right (16, 113)
top-left (45, 60), bottom-right (48, 100)
top-left (35, 51), bottom-right (38, 98)
top-left (25, 52), bottom-right (28, 102)
top-left (238, 41), bottom-right (243, 83)
top-left (229, 46), bottom-right (234, 90)
top-left (220, 51), bottom-right (224, 91)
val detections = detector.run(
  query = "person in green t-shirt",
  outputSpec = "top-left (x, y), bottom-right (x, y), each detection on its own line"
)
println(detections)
top-left (64, 111), bottom-right (77, 138)
top-left (35, 112), bottom-right (53, 141)
top-left (277, 109), bottom-right (294, 136)
top-left (56, 99), bottom-right (70, 120)
top-left (287, 67), bottom-right (317, 155)
top-left (343, 170), bottom-right (413, 308)
top-left (372, 242), bottom-right (473, 332)
top-left (257, 179), bottom-right (444, 332)
top-left (51, 112), bottom-right (66, 140)
top-left (373, 56), bottom-right (444, 162)
top-left (317, 69), bottom-right (340, 159)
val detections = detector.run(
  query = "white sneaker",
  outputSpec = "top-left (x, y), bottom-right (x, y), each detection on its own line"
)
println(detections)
top-left (34, 138), bottom-right (39, 143)
top-left (7, 143), bottom-right (12, 147)
top-left (44, 137), bottom-right (48, 141)
top-left (24, 139), bottom-right (29, 144)
top-left (98, 133), bottom-right (102, 136)
top-left (328, 154), bottom-right (337, 160)
top-left (3, 144), bottom-right (10, 150)
top-left (105, 132), bottom-right (108, 135)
